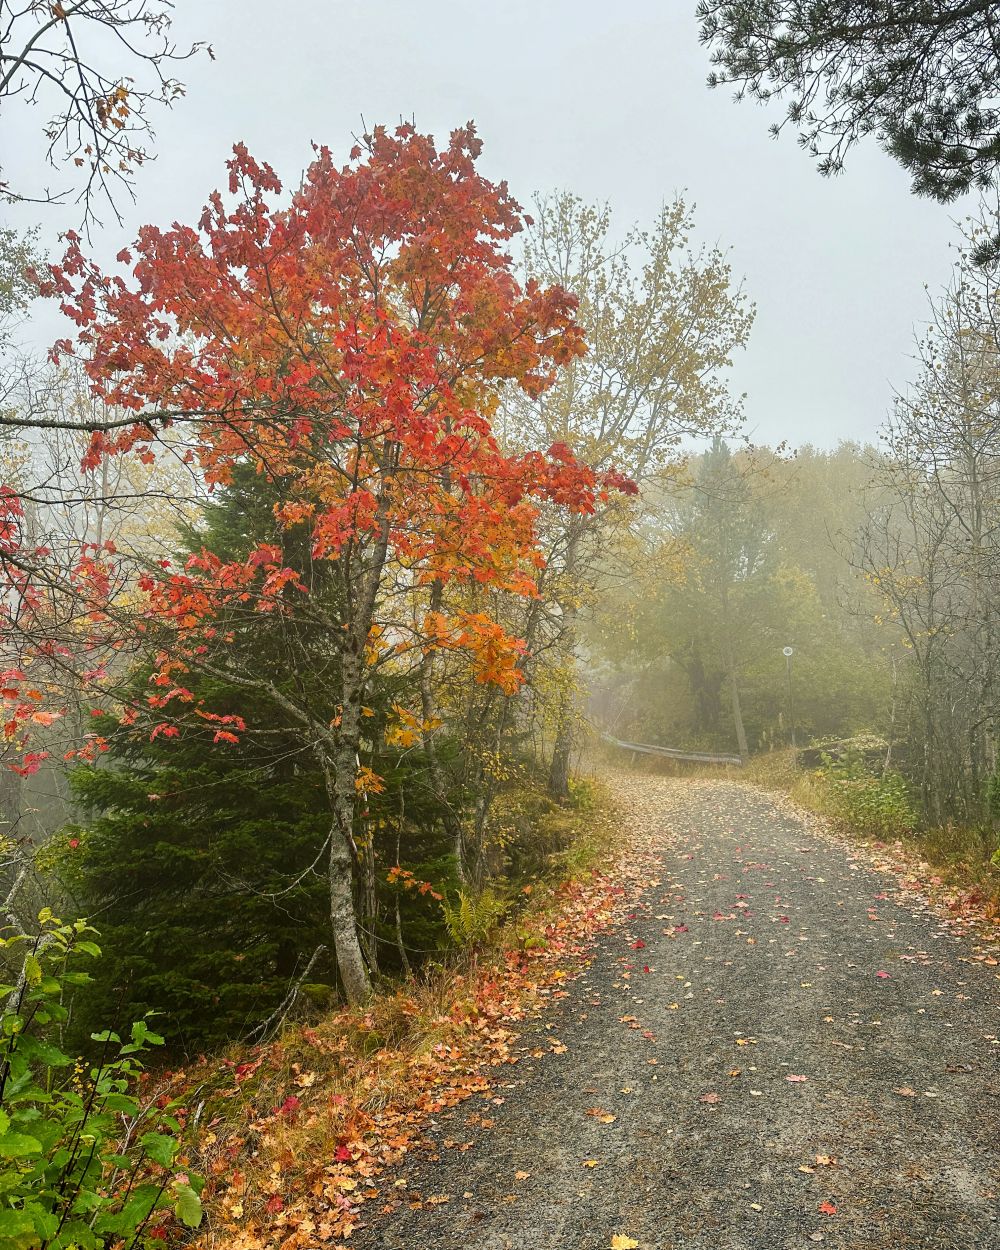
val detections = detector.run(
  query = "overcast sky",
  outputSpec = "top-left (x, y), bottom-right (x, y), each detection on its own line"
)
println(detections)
top-left (10, 0), bottom-right (973, 449)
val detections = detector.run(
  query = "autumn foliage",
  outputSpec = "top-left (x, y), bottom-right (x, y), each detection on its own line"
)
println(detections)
top-left (28, 123), bottom-right (634, 1000)
top-left (164, 797), bottom-right (658, 1249)
top-left (39, 121), bottom-right (630, 698)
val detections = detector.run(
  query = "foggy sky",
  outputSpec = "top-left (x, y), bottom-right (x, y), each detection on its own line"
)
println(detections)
top-left (8, 1), bottom-right (973, 449)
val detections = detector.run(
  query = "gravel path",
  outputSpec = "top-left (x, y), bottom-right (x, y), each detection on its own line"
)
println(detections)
top-left (352, 778), bottom-right (1000, 1249)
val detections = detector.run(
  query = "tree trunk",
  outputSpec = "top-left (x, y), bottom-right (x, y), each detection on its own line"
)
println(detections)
top-left (722, 632), bottom-right (749, 760)
top-left (318, 640), bottom-right (373, 1004)
top-left (358, 802), bottom-right (379, 974)
top-left (419, 581), bottom-right (466, 881)
top-left (727, 667), bottom-right (749, 760)
top-left (719, 587), bottom-right (749, 760)
top-left (548, 529), bottom-right (581, 801)
top-left (548, 720), bottom-right (573, 801)
top-left (326, 814), bottom-right (370, 1003)
top-left (548, 621), bottom-right (578, 801)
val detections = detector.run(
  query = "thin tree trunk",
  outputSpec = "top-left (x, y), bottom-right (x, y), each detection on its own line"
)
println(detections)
top-left (548, 529), bottom-right (581, 801)
top-left (319, 640), bottom-right (373, 1003)
top-left (721, 596), bottom-right (749, 760)
top-left (359, 799), bottom-right (379, 974)
top-left (548, 707), bottom-right (574, 801)
top-left (884, 651), bottom-right (897, 772)
top-left (419, 580), bottom-right (466, 881)
top-left (727, 663), bottom-right (749, 761)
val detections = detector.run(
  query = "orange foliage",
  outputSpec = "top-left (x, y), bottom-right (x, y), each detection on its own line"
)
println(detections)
top-left (38, 123), bottom-right (636, 740)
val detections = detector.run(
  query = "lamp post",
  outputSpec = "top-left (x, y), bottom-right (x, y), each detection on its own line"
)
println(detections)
top-left (782, 646), bottom-right (797, 749)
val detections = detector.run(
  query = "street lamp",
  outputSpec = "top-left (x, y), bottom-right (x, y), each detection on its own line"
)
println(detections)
top-left (782, 646), bottom-right (797, 749)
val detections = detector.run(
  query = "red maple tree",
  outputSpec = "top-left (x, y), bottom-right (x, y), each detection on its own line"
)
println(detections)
top-left (37, 123), bottom-right (634, 998)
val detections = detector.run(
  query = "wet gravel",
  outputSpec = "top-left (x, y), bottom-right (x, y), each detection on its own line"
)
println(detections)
top-left (352, 778), bottom-right (1000, 1249)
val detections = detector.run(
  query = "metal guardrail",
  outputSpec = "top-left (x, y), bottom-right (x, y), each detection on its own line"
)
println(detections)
top-left (601, 731), bottom-right (744, 767)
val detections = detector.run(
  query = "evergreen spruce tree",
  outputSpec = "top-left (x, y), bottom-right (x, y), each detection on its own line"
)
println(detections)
top-left (62, 467), bottom-right (460, 1053)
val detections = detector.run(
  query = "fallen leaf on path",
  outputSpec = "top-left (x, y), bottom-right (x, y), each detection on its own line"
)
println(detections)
top-left (610, 1237), bottom-right (640, 1250)
top-left (818, 1201), bottom-right (838, 1216)
top-left (699, 1092), bottom-right (721, 1104)
top-left (586, 1107), bottom-right (617, 1123)
top-left (786, 1074), bottom-right (808, 1083)
top-left (894, 1086), bottom-right (917, 1097)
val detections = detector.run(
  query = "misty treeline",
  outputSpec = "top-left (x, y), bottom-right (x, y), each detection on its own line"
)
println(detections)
top-left (588, 437), bottom-right (886, 761)
top-left (589, 204), bottom-right (1000, 848)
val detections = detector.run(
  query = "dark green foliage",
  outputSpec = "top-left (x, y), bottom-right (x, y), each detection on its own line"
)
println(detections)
top-left (59, 466), bottom-right (466, 1052)
top-left (61, 700), bottom-right (333, 1053)
top-left (363, 744), bottom-right (465, 968)
top-left (61, 702), bottom-right (465, 1053)
top-left (0, 916), bottom-right (202, 1248)
top-left (699, 2), bottom-right (1000, 209)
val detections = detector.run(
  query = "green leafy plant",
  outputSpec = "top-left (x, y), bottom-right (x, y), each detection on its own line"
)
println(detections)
top-left (817, 751), bottom-right (919, 837)
top-left (441, 888), bottom-right (510, 948)
top-left (0, 913), bottom-right (202, 1249)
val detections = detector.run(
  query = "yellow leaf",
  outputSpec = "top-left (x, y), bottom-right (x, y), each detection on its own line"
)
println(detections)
top-left (611, 1237), bottom-right (640, 1250)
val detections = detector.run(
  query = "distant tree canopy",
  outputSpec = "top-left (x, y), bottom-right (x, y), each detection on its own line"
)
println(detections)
top-left (589, 438), bottom-right (891, 757)
top-left (698, 1), bottom-right (1000, 204)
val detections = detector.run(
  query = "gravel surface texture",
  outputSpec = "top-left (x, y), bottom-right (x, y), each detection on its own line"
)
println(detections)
top-left (352, 777), bottom-right (1000, 1249)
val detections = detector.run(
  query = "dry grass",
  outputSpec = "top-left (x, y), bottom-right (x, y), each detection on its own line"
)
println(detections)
top-left (741, 748), bottom-right (801, 791)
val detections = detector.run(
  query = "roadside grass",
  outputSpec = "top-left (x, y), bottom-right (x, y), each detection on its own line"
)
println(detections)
top-left (166, 777), bottom-right (645, 1249)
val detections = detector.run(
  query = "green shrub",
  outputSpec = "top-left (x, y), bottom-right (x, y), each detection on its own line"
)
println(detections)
top-left (0, 914), bottom-right (202, 1249)
top-left (816, 751), bottom-right (919, 837)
